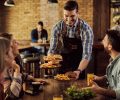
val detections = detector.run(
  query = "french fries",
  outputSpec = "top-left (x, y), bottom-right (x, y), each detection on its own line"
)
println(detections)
top-left (54, 74), bottom-right (70, 80)
top-left (44, 54), bottom-right (62, 61)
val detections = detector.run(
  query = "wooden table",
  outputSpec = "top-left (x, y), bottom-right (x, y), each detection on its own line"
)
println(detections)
top-left (30, 42), bottom-right (50, 55)
top-left (18, 42), bottom-right (50, 55)
top-left (23, 78), bottom-right (104, 100)
top-left (18, 45), bottom-right (31, 50)
top-left (23, 78), bottom-right (87, 100)
top-left (30, 42), bottom-right (50, 46)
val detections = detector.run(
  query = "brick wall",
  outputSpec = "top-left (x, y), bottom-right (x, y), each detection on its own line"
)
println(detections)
top-left (0, 0), bottom-right (93, 40)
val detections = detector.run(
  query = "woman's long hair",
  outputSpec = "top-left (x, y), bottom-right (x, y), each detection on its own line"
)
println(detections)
top-left (0, 37), bottom-right (10, 73)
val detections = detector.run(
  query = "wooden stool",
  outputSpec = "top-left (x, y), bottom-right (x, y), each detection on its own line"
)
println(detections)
top-left (23, 57), bottom-right (40, 78)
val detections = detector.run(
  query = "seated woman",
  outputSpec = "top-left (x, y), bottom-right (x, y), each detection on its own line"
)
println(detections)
top-left (0, 32), bottom-right (42, 82)
top-left (0, 38), bottom-right (22, 99)
top-left (0, 32), bottom-right (44, 99)
top-left (0, 37), bottom-right (14, 100)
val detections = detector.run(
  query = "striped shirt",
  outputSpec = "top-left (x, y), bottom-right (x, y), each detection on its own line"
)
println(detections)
top-left (48, 18), bottom-right (94, 61)
top-left (3, 67), bottom-right (22, 99)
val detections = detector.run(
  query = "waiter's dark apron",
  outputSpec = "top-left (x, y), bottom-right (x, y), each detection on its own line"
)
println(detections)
top-left (60, 36), bottom-right (85, 79)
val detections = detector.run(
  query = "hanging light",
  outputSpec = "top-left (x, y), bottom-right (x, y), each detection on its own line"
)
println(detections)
top-left (4, 0), bottom-right (15, 7)
top-left (48, 0), bottom-right (58, 3)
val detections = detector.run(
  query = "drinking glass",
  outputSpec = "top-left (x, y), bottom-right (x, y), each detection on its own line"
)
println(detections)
top-left (42, 38), bottom-right (46, 43)
top-left (53, 95), bottom-right (63, 100)
top-left (87, 73), bottom-right (94, 86)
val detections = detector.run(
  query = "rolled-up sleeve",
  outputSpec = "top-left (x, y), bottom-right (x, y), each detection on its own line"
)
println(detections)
top-left (48, 25), bottom-right (61, 54)
top-left (81, 24), bottom-right (94, 61)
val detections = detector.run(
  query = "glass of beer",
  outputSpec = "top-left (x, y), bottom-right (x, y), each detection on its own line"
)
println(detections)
top-left (87, 73), bottom-right (94, 86)
top-left (53, 95), bottom-right (63, 100)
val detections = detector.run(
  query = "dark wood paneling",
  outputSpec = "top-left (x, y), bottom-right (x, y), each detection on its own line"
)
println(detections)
top-left (93, 0), bottom-right (110, 42)
top-left (93, 0), bottom-right (110, 76)
top-left (0, 0), bottom-right (5, 6)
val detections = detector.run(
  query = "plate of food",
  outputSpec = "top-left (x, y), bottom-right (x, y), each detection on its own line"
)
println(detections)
top-left (40, 63), bottom-right (60, 69)
top-left (43, 54), bottom-right (63, 61)
top-left (47, 60), bottom-right (61, 65)
top-left (54, 74), bottom-right (71, 81)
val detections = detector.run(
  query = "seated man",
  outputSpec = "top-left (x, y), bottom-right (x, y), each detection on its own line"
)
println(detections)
top-left (31, 21), bottom-right (48, 42)
top-left (30, 21), bottom-right (48, 55)
top-left (90, 30), bottom-right (120, 100)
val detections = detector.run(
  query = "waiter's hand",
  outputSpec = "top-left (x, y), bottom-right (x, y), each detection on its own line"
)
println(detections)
top-left (65, 71), bottom-right (79, 80)
top-left (73, 70), bottom-right (81, 79)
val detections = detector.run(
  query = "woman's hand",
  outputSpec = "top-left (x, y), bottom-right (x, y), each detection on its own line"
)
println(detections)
top-left (12, 61), bottom-right (20, 73)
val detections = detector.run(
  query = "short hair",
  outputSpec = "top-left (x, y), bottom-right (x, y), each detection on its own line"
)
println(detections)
top-left (106, 30), bottom-right (120, 52)
top-left (64, 0), bottom-right (78, 12)
top-left (38, 21), bottom-right (43, 27)
top-left (0, 32), bottom-right (13, 40)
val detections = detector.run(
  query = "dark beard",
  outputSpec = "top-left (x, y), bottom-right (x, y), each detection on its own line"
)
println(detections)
top-left (104, 47), bottom-right (111, 54)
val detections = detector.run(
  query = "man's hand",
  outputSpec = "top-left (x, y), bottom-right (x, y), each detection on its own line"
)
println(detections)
top-left (65, 71), bottom-right (80, 80)
top-left (90, 81), bottom-right (102, 94)
top-left (65, 71), bottom-right (76, 78)
top-left (93, 75), bottom-right (106, 82)
top-left (73, 70), bottom-right (80, 79)
top-left (38, 39), bottom-right (42, 43)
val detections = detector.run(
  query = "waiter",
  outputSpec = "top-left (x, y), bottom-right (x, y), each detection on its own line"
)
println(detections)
top-left (48, 0), bottom-right (94, 79)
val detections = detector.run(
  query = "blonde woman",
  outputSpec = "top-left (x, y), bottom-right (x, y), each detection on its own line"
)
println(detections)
top-left (0, 37), bottom-right (11, 100)
top-left (0, 36), bottom-right (22, 99)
